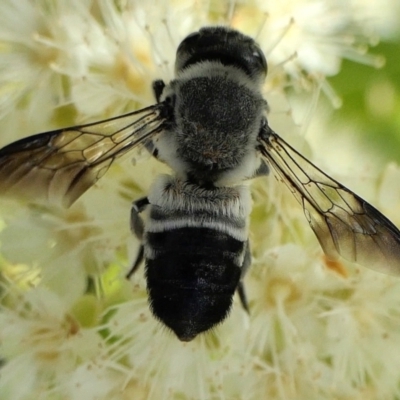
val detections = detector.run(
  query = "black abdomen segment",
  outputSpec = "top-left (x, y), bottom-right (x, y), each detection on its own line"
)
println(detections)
top-left (145, 227), bottom-right (245, 341)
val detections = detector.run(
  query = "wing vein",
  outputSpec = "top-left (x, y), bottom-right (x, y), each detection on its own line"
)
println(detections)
top-left (258, 126), bottom-right (400, 274)
top-left (0, 102), bottom-right (170, 207)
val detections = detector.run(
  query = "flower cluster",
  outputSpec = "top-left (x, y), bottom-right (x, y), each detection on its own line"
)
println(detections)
top-left (1, 0), bottom-right (400, 399)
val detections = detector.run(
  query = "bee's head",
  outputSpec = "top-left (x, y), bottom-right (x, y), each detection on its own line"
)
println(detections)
top-left (175, 26), bottom-right (267, 83)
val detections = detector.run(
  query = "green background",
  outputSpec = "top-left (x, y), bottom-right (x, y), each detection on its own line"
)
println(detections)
top-left (329, 38), bottom-right (400, 164)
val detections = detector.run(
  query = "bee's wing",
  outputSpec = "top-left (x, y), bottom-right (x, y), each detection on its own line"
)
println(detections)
top-left (259, 127), bottom-right (400, 275)
top-left (0, 103), bottom-right (168, 208)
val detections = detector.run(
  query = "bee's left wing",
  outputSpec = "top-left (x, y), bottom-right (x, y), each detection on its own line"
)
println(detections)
top-left (0, 103), bottom-right (169, 208)
top-left (258, 126), bottom-right (400, 275)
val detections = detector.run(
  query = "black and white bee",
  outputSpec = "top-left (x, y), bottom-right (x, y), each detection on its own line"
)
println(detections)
top-left (1, 27), bottom-right (400, 341)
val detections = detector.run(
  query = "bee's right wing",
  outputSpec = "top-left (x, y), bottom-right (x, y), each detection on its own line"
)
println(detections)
top-left (258, 126), bottom-right (400, 275)
top-left (0, 103), bottom-right (170, 207)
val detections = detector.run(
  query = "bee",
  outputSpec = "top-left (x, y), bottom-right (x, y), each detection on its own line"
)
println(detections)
top-left (1, 26), bottom-right (400, 341)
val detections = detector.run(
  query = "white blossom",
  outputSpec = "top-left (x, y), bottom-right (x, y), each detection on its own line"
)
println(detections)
top-left (1, 0), bottom-right (400, 399)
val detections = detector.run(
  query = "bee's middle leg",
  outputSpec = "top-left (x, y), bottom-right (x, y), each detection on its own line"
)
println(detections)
top-left (126, 197), bottom-right (149, 279)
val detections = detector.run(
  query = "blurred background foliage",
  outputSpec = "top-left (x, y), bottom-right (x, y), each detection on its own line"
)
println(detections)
top-left (329, 36), bottom-right (400, 165)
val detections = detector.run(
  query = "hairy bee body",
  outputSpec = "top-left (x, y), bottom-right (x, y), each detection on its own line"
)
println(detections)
top-left (126, 28), bottom-right (270, 340)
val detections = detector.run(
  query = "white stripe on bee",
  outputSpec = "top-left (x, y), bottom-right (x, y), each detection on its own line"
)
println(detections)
top-left (148, 175), bottom-right (252, 218)
top-left (145, 218), bottom-right (248, 242)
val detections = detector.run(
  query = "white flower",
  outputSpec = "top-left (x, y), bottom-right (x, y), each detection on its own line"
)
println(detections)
top-left (0, 287), bottom-right (105, 399)
top-left (1, 0), bottom-right (400, 399)
top-left (0, 0), bottom-right (77, 143)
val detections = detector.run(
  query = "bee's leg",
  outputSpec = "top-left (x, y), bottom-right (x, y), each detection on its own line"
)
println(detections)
top-left (152, 79), bottom-right (166, 103)
top-left (144, 80), bottom-right (166, 161)
top-left (251, 159), bottom-right (269, 179)
top-left (130, 197), bottom-right (149, 239)
top-left (126, 246), bottom-right (144, 279)
top-left (143, 140), bottom-right (160, 160)
top-left (237, 241), bottom-right (251, 313)
top-left (144, 80), bottom-right (167, 161)
top-left (126, 197), bottom-right (149, 279)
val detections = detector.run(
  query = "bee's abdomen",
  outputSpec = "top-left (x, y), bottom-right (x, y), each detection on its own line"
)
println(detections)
top-left (145, 226), bottom-right (245, 341)
top-left (144, 175), bottom-right (251, 341)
